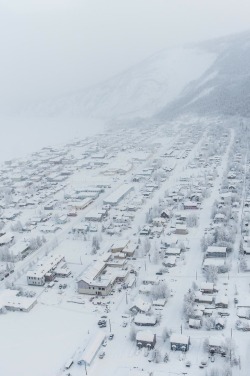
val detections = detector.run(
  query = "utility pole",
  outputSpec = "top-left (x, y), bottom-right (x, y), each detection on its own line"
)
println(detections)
top-left (84, 362), bottom-right (88, 375)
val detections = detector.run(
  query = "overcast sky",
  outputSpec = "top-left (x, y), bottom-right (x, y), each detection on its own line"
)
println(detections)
top-left (0, 0), bottom-right (250, 110)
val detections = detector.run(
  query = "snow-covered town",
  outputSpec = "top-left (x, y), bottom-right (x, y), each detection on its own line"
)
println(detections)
top-left (0, 116), bottom-right (249, 376)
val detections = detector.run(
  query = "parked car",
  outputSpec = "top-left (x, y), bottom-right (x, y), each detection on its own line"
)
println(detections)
top-left (99, 352), bottom-right (105, 359)
top-left (109, 334), bottom-right (114, 340)
top-left (64, 359), bottom-right (73, 369)
top-left (185, 360), bottom-right (191, 367)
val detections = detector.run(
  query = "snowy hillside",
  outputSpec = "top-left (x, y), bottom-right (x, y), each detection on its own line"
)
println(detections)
top-left (31, 47), bottom-right (216, 119)
top-left (158, 31), bottom-right (250, 119)
top-left (27, 31), bottom-right (250, 121)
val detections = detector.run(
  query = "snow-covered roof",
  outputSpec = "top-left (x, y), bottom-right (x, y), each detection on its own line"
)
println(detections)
top-left (208, 335), bottom-right (225, 347)
top-left (27, 254), bottom-right (65, 279)
top-left (206, 246), bottom-right (227, 254)
top-left (136, 330), bottom-right (155, 343)
top-left (80, 331), bottom-right (106, 365)
top-left (170, 333), bottom-right (189, 344)
top-left (134, 314), bottom-right (156, 325)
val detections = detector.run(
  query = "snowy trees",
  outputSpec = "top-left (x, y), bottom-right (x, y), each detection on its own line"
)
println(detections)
top-left (29, 236), bottom-right (45, 251)
top-left (203, 265), bottom-right (218, 283)
top-left (91, 235), bottom-right (100, 254)
top-left (162, 327), bottom-right (172, 342)
top-left (0, 247), bottom-right (13, 262)
top-left (239, 257), bottom-right (247, 271)
top-left (129, 326), bottom-right (137, 341)
top-left (151, 281), bottom-right (169, 300)
top-left (203, 317), bottom-right (215, 330)
top-left (152, 348), bottom-right (161, 363)
top-left (183, 288), bottom-right (195, 320)
top-left (186, 213), bottom-right (198, 227)
top-left (11, 220), bottom-right (23, 232)
top-left (143, 238), bottom-right (151, 254)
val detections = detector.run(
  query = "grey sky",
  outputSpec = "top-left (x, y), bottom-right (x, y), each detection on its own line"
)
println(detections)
top-left (0, 0), bottom-right (250, 110)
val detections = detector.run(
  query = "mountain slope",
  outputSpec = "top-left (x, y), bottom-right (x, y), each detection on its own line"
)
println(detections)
top-left (31, 47), bottom-right (216, 119)
top-left (157, 31), bottom-right (250, 119)
top-left (30, 31), bottom-right (250, 121)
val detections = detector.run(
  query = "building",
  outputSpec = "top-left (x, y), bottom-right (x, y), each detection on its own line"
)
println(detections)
top-left (175, 224), bottom-right (188, 235)
top-left (77, 260), bottom-right (128, 296)
top-left (134, 314), bottom-right (157, 326)
top-left (188, 319), bottom-right (201, 329)
top-left (78, 332), bottom-right (106, 365)
top-left (205, 246), bottom-right (227, 258)
top-left (200, 282), bottom-right (215, 294)
top-left (136, 330), bottom-right (156, 349)
top-left (170, 334), bottom-right (190, 351)
top-left (27, 254), bottom-right (65, 286)
top-left (103, 185), bottom-right (134, 206)
top-left (0, 289), bottom-right (37, 313)
top-left (215, 295), bottom-right (229, 309)
top-left (183, 201), bottom-right (198, 210)
top-left (208, 335), bottom-right (226, 354)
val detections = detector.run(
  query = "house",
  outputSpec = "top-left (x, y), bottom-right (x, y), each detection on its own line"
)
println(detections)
top-left (160, 210), bottom-right (171, 219)
top-left (134, 314), bottom-right (157, 326)
top-left (203, 258), bottom-right (226, 268)
top-left (162, 256), bottom-right (176, 267)
top-left (175, 224), bottom-right (188, 235)
top-left (200, 282), bottom-right (216, 294)
top-left (215, 317), bottom-right (225, 330)
top-left (195, 292), bottom-right (214, 305)
top-left (85, 210), bottom-right (103, 222)
top-left (205, 246), bottom-right (227, 258)
top-left (188, 318), bottom-right (201, 329)
top-left (170, 334), bottom-right (190, 351)
top-left (214, 213), bottom-right (226, 223)
top-left (72, 223), bottom-right (89, 234)
top-left (130, 299), bottom-right (151, 314)
top-left (183, 201), bottom-right (198, 210)
top-left (165, 247), bottom-right (181, 257)
top-left (9, 241), bottom-right (30, 261)
top-left (215, 295), bottom-right (229, 309)
top-left (0, 233), bottom-right (14, 247)
top-left (136, 330), bottom-right (156, 349)
top-left (152, 298), bottom-right (166, 307)
top-left (162, 235), bottom-right (178, 248)
top-left (140, 226), bottom-right (151, 236)
top-left (208, 335), bottom-right (226, 354)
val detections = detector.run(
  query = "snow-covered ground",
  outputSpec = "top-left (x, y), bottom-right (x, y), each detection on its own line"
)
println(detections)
top-left (0, 117), bottom-right (249, 376)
